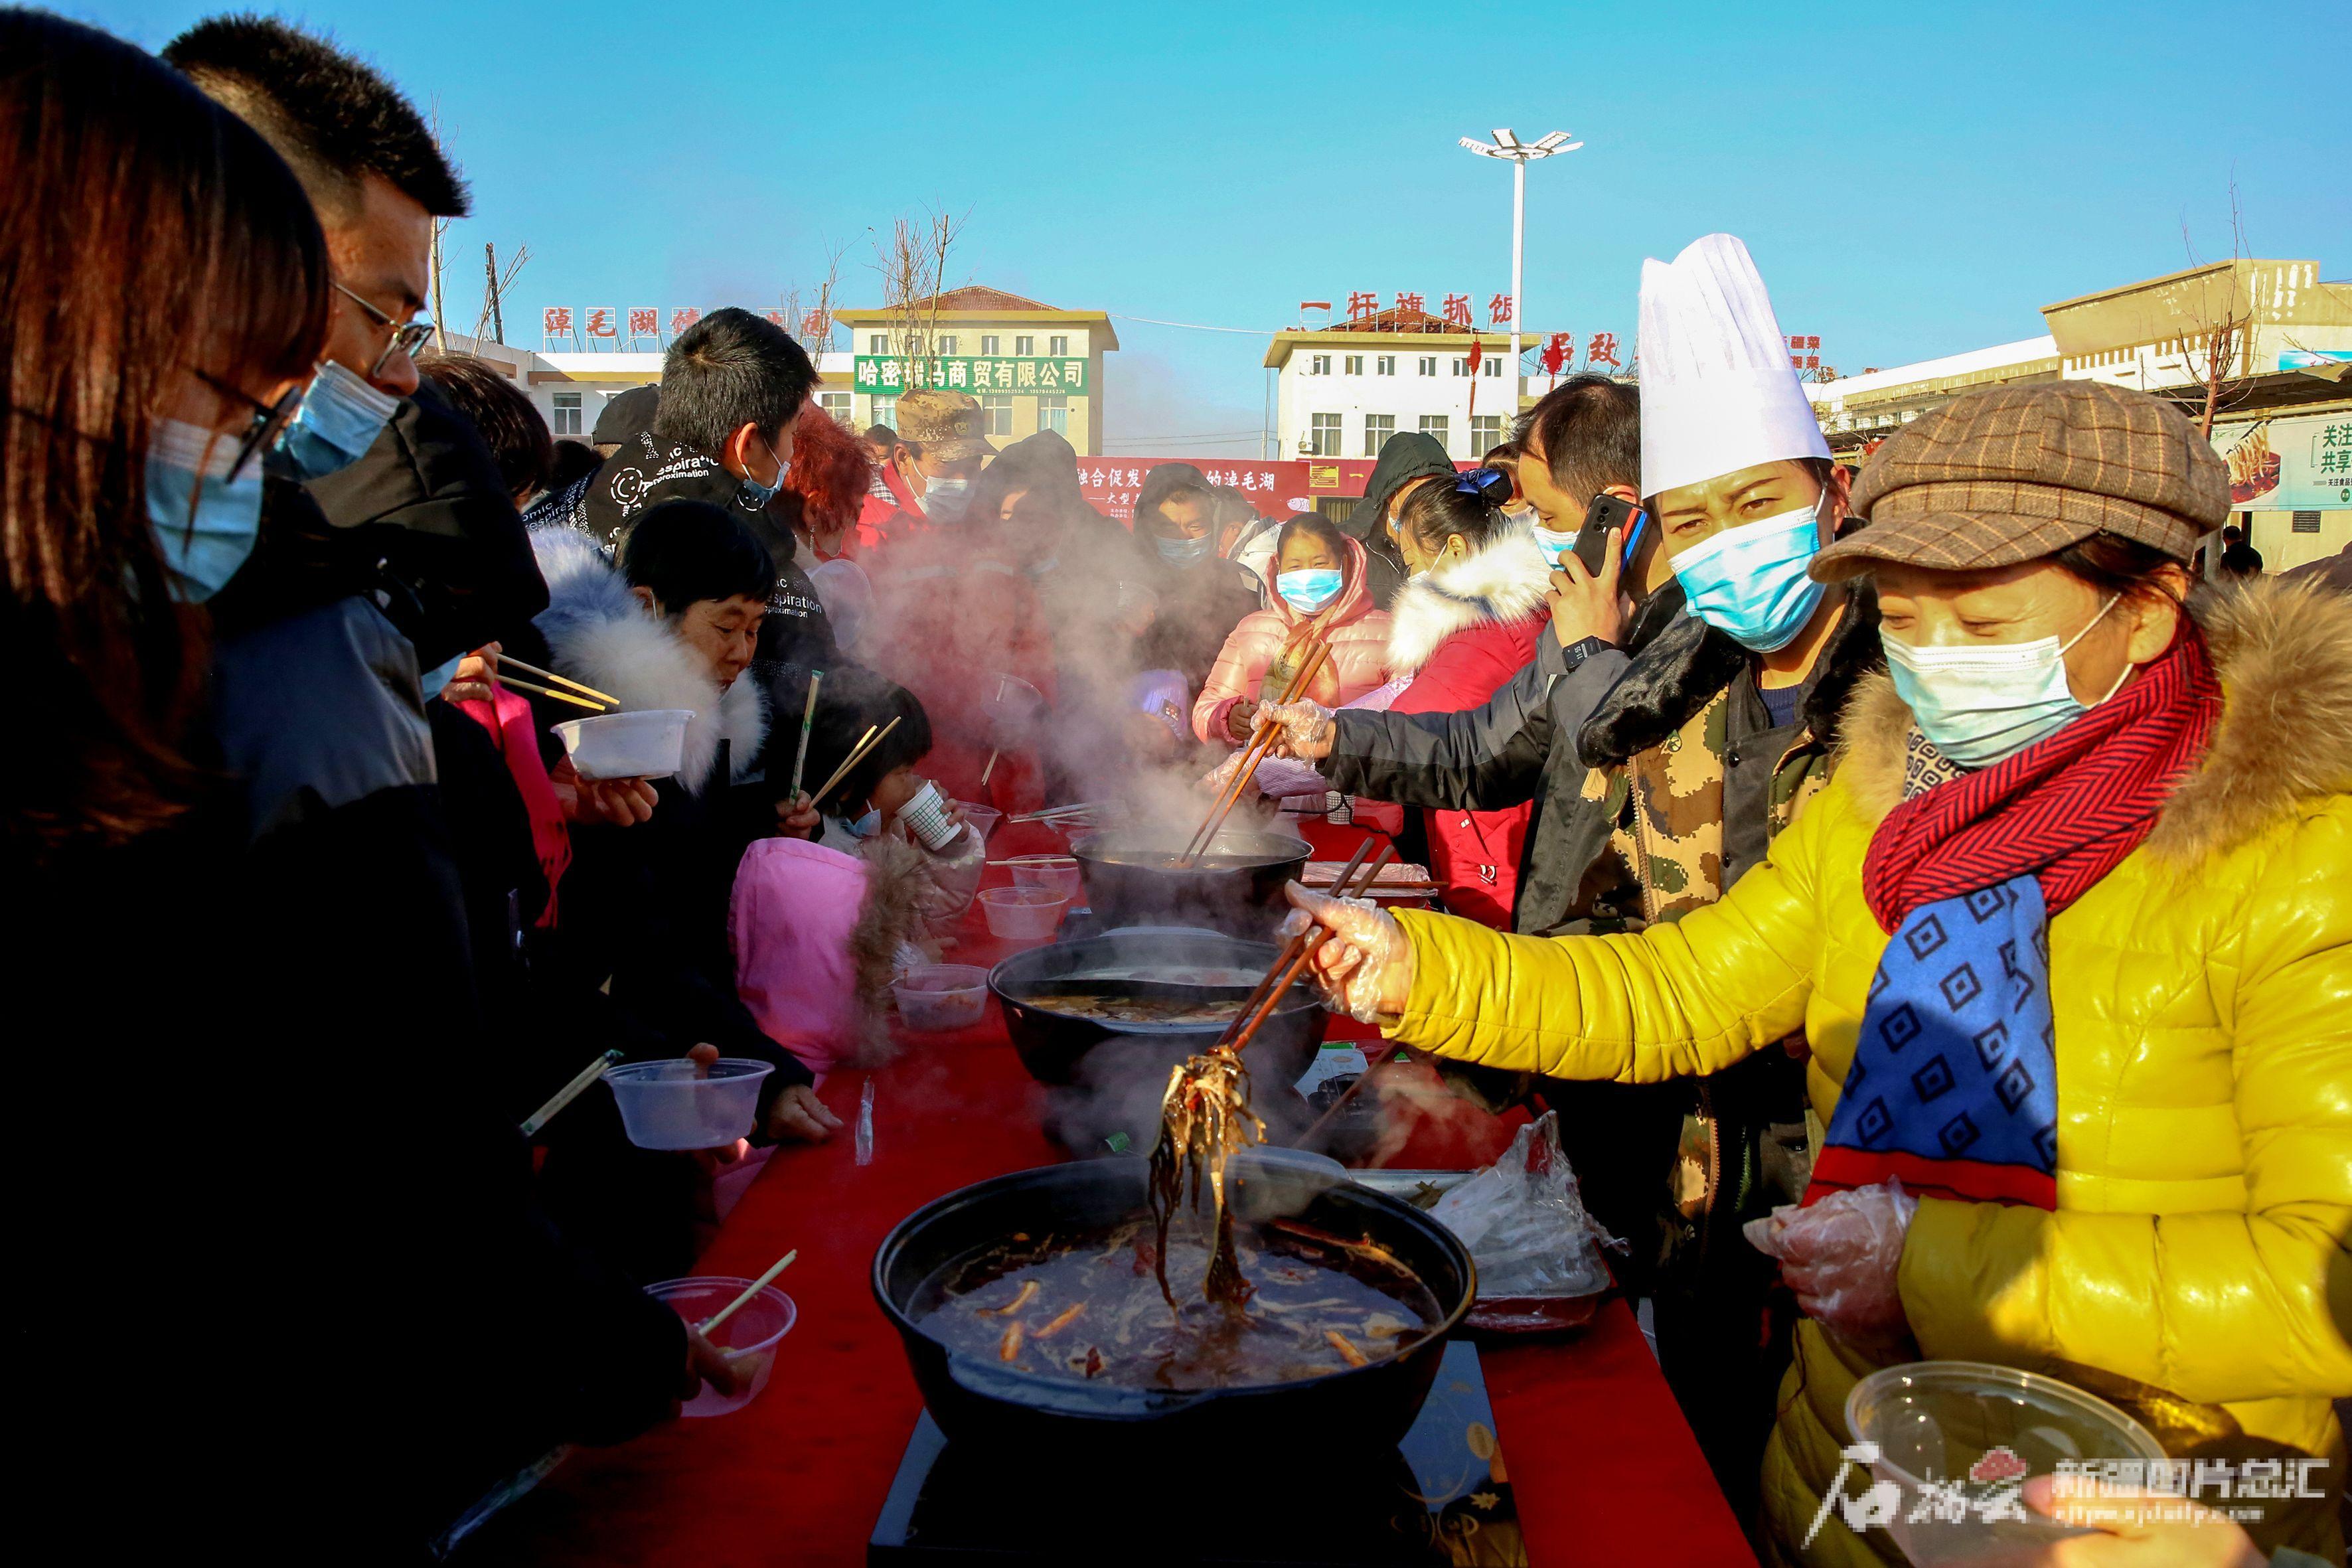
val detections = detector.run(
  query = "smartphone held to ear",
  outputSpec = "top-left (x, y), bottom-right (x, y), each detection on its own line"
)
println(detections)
top-left (1572, 495), bottom-right (1646, 576)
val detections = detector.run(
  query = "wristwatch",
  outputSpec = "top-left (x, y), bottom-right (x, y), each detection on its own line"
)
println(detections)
top-left (1557, 635), bottom-right (1614, 671)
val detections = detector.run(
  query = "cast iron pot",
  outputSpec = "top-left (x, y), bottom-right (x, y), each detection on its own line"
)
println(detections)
top-left (872, 1158), bottom-right (1475, 1460)
top-left (990, 929), bottom-right (1328, 1148)
top-left (1067, 826), bottom-right (1311, 940)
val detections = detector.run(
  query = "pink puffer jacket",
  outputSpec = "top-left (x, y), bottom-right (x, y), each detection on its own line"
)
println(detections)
top-left (1192, 534), bottom-right (1393, 744)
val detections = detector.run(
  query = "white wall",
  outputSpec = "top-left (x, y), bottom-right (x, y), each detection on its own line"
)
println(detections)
top-left (1275, 347), bottom-right (1516, 461)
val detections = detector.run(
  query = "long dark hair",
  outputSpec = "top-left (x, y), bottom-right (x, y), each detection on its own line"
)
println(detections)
top-left (1, 11), bottom-right (330, 859)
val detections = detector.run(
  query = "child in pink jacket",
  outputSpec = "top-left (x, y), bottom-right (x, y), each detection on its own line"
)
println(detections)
top-left (1192, 518), bottom-right (1392, 745)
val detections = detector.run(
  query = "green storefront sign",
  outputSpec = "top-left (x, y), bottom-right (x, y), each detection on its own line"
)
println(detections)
top-left (853, 354), bottom-right (1089, 397)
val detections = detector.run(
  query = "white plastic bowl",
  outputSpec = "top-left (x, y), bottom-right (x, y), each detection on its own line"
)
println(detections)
top-left (1003, 854), bottom-right (1082, 902)
top-left (893, 963), bottom-right (990, 1030)
top-left (603, 1058), bottom-right (773, 1150)
top-left (957, 801), bottom-right (1002, 843)
top-left (978, 884), bottom-right (1069, 941)
top-left (1845, 1360), bottom-right (2168, 1565)
top-left (645, 1277), bottom-right (797, 1417)
top-left (552, 708), bottom-right (693, 781)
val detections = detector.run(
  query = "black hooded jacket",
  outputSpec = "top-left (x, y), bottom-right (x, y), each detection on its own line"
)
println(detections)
top-left (1132, 462), bottom-right (1261, 690)
top-left (1338, 431), bottom-right (1454, 609)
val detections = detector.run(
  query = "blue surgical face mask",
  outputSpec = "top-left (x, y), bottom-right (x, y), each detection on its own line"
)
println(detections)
top-left (1670, 495), bottom-right (1828, 652)
top-left (738, 445), bottom-right (790, 509)
top-left (274, 359), bottom-right (396, 481)
top-left (1884, 595), bottom-right (2126, 769)
top-left (1529, 523), bottom-right (1579, 567)
top-left (417, 652), bottom-right (461, 703)
top-left (147, 416), bottom-right (265, 603)
top-left (923, 475), bottom-right (971, 523)
top-left (845, 806), bottom-right (882, 838)
top-left (1276, 567), bottom-right (1344, 614)
top-left (1156, 533), bottom-right (1212, 566)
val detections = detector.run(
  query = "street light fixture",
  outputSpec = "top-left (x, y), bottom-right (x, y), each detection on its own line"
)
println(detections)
top-left (1459, 128), bottom-right (1582, 402)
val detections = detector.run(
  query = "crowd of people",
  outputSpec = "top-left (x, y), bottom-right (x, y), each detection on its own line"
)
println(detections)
top-left (5, 9), bottom-right (2346, 1565)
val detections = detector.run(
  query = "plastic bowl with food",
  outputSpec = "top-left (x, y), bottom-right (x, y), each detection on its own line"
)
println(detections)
top-left (646, 1276), bottom-right (798, 1417)
top-left (894, 963), bottom-right (991, 1031)
top-left (1002, 854), bottom-right (1083, 902)
top-left (1845, 1360), bottom-right (2168, 1565)
top-left (604, 1058), bottom-right (773, 1150)
top-left (552, 708), bottom-right (693, 781)
top-left (979, 885), bottom-right (1069, 942)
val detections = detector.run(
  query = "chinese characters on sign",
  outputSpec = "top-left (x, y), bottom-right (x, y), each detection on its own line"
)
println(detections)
top-left (1786, 333), bottom-right (1822, 370)
top-left (1489, 293), bottom-right (1514, 326)
top-left (2212, 412), bottom-right (2352, 509)
top-left (852, 355), bottom-right (1091, 396)
top-left (627, 307), bottom-right (659, 339)
top-left (1074, 460), bottom-right (1314, 524)
top-left (584, 308), bottom-right (617, 340)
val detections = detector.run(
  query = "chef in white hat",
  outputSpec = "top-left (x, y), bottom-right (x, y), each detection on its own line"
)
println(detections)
top-left (1635, 232), bottom-right (1854, 694)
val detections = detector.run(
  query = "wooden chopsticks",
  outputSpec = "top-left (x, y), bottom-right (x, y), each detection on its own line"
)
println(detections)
top-left (809, 716), bottom-right (902, 809)
top-left (1180, 638), bottom-right (1332, 865)
top-left (495, 652), bottom-right (618, 711)
top-left (1218, 839), bottom-right (1394, 1063)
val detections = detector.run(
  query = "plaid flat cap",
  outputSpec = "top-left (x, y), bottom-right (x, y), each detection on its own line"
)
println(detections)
top-left (1812, 382), bottom-right (2229, 581)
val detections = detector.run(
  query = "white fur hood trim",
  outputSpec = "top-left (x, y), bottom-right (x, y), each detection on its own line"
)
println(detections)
top-left (530, 529), bottom-right (767, 794)
top-left (1383, 528), bottom-right (1553, 676)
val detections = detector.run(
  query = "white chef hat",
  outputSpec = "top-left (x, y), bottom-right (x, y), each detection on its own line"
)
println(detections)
top-left (1636, 233), bottom-right (1829, 500)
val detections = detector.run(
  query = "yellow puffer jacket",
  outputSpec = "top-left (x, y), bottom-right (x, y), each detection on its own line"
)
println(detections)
top-left (1387, 581), bottom-right (2352, 1565)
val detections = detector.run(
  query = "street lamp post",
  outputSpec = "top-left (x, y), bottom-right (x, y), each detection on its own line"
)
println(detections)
top-left (1458, 129), bottom-right (1581, 404)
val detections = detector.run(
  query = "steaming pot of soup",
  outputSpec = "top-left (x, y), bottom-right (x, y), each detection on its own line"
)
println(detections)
top-left (1067, 826), bottom-right (1311, 941)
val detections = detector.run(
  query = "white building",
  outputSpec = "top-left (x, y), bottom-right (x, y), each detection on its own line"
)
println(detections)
top-left (420, 333), bottom-right (858, 445)
top-left (1265, 303), bottom-right (1533, 463)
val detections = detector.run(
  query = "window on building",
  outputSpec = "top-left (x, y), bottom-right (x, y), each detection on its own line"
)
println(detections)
top-left (1344, 354), bottom-right (1364, 375)
top-left (870, 395), bottom-right (896, 430)
top-left (1014, 334), bottom-right (1036, 356)
top-left (1483, 357), bottom-right (1502, 376)
top-left (1036, 396), bottom-right (1069, 436)
top-left (1309, 412), bottom-right (1342, 456)
top-left (980, 394), bottom-right (1014, 437)
top-left (1417, 356), bottom-right (1437, 376)
top-left (1364, 413), bottom-right (1395, 455)
top-left (1310, 354), bottom-right (1331, 376)
top-left (551, 392), bottom-right (583, 436)
top-left (866, 333), bottom-right (888, 354)
top-left (2292, 510), bottom-right (2323, 533)
top-left (820, 391), bottom-right (852, 426)
top-left (1376, 355), bottom-right (1395, 376)
top-left (1048, 334), bottom-right (1069, 356)
top-left (935, 335), bottom-right (957, 356)
top-left (1419, 415), bottom-right (1450, 453)
top-left (980, 334), bottom-right (1001, 356)
top-left (1451, 358), bottom-right (1470, 377)
top-left (1470, 414), bottom-right (1504, 451)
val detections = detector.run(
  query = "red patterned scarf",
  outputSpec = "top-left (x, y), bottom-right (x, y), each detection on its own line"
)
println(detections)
top-left (1863, 622), bottom-right (2221, 931)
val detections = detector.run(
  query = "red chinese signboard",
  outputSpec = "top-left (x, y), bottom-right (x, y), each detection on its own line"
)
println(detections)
top-left (1074, 457), bottom-right (1485, 525)
top-left (584, 307), bottom-right (617, 339)
top-left (542, 306), bottom-right (573, 338)
top-left (668, 307), bottom-right (701, 335)
top-left (627, 307), bottom-right (659, 337)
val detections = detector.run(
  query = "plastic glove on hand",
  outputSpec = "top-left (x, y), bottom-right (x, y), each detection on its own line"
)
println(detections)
top-left (1199, 748), bottom-right (1262, 799)
top-left (1257, 698), bottom-right (1337, 761)
top-left (1279, 881), bottom-right (1413, 1024)
top-left (1743, 1178), bottom-right (1917, 1348)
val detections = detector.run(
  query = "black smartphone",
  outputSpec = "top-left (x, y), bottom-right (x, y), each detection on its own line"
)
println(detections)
top-left (1573, 494), bottom-right (1647, 576)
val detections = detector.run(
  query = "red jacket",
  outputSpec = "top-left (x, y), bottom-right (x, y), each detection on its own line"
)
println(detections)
top-left (1381, 529), bottom-right (1553, 929)
top-left (1192, 534), bottom-right (1392, 744)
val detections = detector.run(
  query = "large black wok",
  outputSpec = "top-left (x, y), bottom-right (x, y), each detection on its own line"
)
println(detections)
top-left (990, 928), bottom-right (1328, 1149)
top-left (873, 1158), bottom-right (1475, 1460)
top-left (1068, 826), bottom-right (1310, 940)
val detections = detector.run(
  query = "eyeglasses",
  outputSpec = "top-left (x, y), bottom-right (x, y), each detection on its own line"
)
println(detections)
top-left (335, 281), bottom-right (435, 376)
top-left (193, 370), bottom-right (307, 482)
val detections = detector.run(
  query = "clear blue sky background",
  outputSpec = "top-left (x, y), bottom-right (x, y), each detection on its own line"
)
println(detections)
top-left (86, 0), bottom-right (2352, 455)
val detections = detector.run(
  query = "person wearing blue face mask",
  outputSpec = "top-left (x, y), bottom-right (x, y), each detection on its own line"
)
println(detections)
top-left (1131, 463), bottom-right (1262, 698)
top-left (1192, 513), bottom-right (1394, 746)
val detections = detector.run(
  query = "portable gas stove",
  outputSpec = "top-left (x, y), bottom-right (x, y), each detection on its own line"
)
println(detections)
top-left (867, 1340), bottom-right (1522, 1566)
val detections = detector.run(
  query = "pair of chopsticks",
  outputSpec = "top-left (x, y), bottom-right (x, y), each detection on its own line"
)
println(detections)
top-left (1010, 802), bottom-right (1106, 824)
top-left (518, 1050), bottom-right (623, 1137)
top-left (495, 652), bottom-right (618, 714)
top-left (786, 670), bottom-right (823, 801)
top-left (1216, 838), bottom-right (1395, 1065)
top-left (809, 716), bottom-right (902, 809)
top-left (1180, 638), bottom-right (1333, 864)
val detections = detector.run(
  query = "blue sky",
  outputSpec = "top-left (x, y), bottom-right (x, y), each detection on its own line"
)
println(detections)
top-left (88, 1), bottom-right (2351, 455)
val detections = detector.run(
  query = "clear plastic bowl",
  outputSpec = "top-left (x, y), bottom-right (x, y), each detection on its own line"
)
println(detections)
top-left (646, 1277), bottom-right (797, 1417)
top-left (893, 963), bottom-right (990, 1030)
top-left (550, 708), bottom-right (693, 781)
top-left (1846, 1360), bottom-right (2168, 1565)
top-left (1003, 854), bottom-right (1083, 902)
top-left (978, 884), bottom-right (1069, 941)
top-left (957, 802), bottom-right (1002, 844)
top-left (603, 1058), bottom-right (773, 1150)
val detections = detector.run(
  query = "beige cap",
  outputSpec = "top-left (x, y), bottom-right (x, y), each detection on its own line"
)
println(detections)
top-left (894, 389), bottom-right (995, 461)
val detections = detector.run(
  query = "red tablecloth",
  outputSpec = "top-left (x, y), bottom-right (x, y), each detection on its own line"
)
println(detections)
top-left (465, 819), bottom-right (1753, 1566)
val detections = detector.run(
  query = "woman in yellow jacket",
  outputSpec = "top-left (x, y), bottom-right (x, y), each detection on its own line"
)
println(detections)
top-left (1284, 384), bottom-right (2351, 1566)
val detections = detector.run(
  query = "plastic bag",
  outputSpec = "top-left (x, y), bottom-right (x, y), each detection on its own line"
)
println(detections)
top-left (1743, 1177), bottom-right (1917, 1346)
top-left (1429, 1112), bottom-right (1615, 1300)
